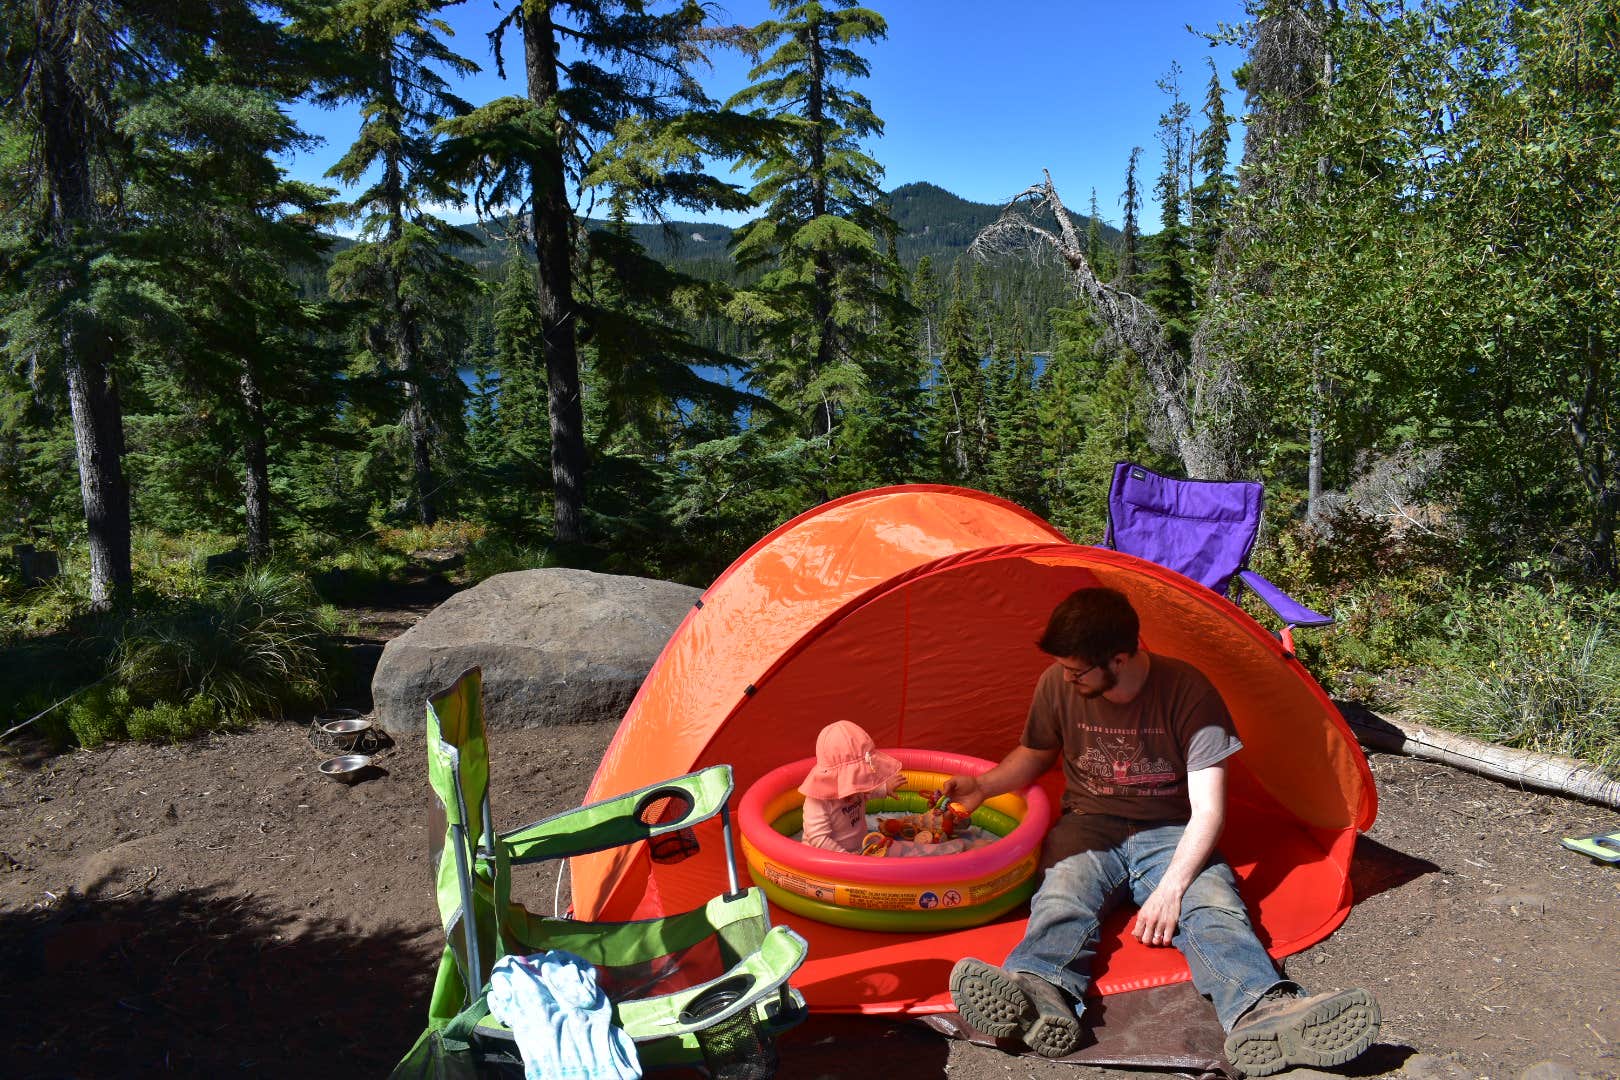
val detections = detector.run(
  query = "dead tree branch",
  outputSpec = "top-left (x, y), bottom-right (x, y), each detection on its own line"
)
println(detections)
top-left (973, 170), bottom-right (1222, 477)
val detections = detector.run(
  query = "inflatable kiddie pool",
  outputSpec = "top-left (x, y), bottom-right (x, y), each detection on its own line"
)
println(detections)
top-left (739, 748), bottom-right (1052, 932)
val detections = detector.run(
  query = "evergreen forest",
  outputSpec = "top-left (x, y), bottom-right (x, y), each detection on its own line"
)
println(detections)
top-left (2, 0), bottom-right (1617, 770)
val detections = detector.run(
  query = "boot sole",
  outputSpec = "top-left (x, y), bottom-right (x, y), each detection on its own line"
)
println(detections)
top-left (948, 960), bottom-right (1080, 1058)
top-left (949, 959), bottom-right (1032, 1039)
top-left (1223, 988), bottom-right (1381, 1077)
top-left (1023, 1011), bottom-right (1082, 1059)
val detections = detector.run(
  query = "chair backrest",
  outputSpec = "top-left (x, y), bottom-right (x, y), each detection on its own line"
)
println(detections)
top-left (425, 666), bottom-right (511, 1022)
top-left (1104, 461), bottom-right (1263, 597)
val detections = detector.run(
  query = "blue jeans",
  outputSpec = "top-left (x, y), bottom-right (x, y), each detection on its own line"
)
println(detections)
top-left (1004, 814), bottom-right (1292, 1032)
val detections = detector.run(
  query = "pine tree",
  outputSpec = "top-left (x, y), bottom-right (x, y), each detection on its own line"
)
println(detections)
top-left (1189, 57), bottom-right (1234, 281)
top-left (312, 0), bottom-right (481, 526)
top-left (1085, 188), bottom-right (1115, 282)
top-left (1, 1), bottom-right (332, 584)
top-left (929, 291), bottom-right (985, 484)
top-left (1117, 147), bottom-right (1143, 293)
top-left (124, 80), bottom-right (343, 561)
top-left (437, 0), bottom-right (736, 543)
top-left (986, 328), bottom-right (1043, 511)
top-left (1145, 65), bottom-right (1195, 355)
top-left (726, 0), bottom-right (910, 461)
top-left (912, 256), bottom-right (940, 366)
top-left (490, 248), bottom-right (548, 527)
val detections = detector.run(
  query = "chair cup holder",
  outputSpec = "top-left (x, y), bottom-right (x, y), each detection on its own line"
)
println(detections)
top-left (681, 975), bottom-right (777, 1080)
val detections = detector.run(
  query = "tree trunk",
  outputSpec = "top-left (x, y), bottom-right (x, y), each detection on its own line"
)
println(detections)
top-left (405, 382), bottom-right (436, 526)
top-left (382, 75), bottom-right (437, 527)
top-left (62, 336), bottom-right (132, 606)
top-left (239, 367), bottom-right (272, 563)
top-left (524, 3), bottom-right (585, 544)
top-left (1341, 703), bottom-right (1620, 810)
top-left (39, 3), bottom-right (132, 608)
top-left (1308, 379), bottom-right (1324, 523)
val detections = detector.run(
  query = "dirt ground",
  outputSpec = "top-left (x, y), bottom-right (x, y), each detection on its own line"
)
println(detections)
top-left (3, 607), bottom-right (1618, 1079)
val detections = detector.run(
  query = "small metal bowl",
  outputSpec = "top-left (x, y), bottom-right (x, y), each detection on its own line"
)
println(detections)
top-left (319, 715), bottom-right (373, 749)
top-left (318, 754), bottom-right (374, 783)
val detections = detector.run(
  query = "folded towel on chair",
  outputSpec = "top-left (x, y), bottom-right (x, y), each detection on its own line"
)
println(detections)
top-left (488, 951), bottom-right (641, 1080)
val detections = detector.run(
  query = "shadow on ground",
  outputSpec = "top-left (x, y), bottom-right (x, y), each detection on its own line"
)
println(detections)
top-left (2, 887), bottom-right (438, 1078)
top-left (1351, 834), bottom-right (1441, 902)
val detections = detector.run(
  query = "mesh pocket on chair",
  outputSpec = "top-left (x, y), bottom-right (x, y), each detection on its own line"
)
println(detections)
top-left (680, 976), bottom-right (777, 1080)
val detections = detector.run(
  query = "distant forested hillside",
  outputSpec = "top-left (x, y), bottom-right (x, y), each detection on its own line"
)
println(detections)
top-left (388, 181), bottom-right (1118, 355)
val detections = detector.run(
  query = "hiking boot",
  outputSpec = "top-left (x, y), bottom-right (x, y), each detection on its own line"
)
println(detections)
top-left (948, 958), bottom-right (1081, 1059)
top-left (1223, 988), bottom-right (1381, 1077)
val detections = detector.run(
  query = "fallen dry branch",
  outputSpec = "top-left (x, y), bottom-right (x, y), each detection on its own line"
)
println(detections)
top-left (1339, 703), bottom-right (1620, 810)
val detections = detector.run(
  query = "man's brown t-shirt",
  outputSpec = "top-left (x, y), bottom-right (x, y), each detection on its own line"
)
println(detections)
top-left (1021, 654), bottom-right (1242, 821)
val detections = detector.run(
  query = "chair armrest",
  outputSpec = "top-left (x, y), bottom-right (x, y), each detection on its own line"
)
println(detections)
top-left (1237, 570), bottom-right (1334, 628)
top-left (499, 765), bottom-right (734, 863)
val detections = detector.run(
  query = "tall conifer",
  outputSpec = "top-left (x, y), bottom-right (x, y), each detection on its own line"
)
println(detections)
top-left (437, 0), bottom-right (739, 543)
top-left (312, 0), bottom-right (481, 526)
top-left (726, 0), bottom-right (910, 459)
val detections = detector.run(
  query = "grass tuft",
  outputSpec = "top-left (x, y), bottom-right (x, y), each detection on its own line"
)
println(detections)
top-left (1405, 582), bottom-right (1620, 773)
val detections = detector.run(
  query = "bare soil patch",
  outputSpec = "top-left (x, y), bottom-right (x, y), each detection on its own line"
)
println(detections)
top-left (3, 620), bottom-right (1618, 1079)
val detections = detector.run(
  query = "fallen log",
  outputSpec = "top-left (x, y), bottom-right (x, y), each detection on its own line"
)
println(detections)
top-left (1337, 702), bottom-right (1620, 810)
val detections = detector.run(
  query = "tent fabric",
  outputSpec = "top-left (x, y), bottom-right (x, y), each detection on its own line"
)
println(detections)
top-left (574, 485), bottom-right (1376, 1017)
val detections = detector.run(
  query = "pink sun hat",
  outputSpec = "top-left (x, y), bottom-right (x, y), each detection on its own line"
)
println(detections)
top-left (798, 720), bottom-right (904, 800)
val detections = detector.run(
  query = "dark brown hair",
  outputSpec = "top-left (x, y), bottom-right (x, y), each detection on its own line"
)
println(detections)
top-left (1037, 587), bottom-right (1140, 664)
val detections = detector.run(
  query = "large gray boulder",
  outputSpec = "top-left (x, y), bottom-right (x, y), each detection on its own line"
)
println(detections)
top-left (371, 568), bottom-right (700, 734)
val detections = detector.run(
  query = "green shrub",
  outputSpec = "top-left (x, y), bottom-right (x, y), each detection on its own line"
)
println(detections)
top-left (463, 538), bottom-right (554, 582)
top-left (125, 695), bottom-right (225, 743)
top-left (130, 529), bottom-right (233, 595)
top-left (376, 520), bottom-right (487, 555)
top-left (1405, 582), bottom-right (1620, 772)
top-left (113, 565), bottom-right (338, 722)
top-left (0, 563), bottom-right (91, 640)
top-left (309, 543), bottom-right (412, 603)
top-left (64, 685), bottom-right (132, 749)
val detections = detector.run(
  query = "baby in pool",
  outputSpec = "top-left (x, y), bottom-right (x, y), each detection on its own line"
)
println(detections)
top-left (799, 721), bottom-right (973, 856)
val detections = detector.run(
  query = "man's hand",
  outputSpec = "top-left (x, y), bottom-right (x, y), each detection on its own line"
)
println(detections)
top-left (941, 774), bottom-right (985, 813)
top-left (1132, 883), bottom-right (1184, 947)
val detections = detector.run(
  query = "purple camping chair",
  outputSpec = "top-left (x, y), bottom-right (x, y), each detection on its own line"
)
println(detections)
top-left (1104, 462), bottom-right (1332, 654)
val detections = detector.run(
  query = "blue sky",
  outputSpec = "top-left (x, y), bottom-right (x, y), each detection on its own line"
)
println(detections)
top-left (282, 0), bottom-right (1251, 230)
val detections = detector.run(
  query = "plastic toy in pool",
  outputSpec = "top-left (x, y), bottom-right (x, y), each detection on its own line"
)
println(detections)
top-left (738, 748), bottom-right (1052, 932)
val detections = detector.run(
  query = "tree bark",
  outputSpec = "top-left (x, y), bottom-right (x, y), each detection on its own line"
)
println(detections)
top-left (239, 366), bottom-right (272, 562)
top-left (405, 382), bottom-right (436, 526)
top-left (1308, 376), bottom-right (1324, 523)
top-left (38, 1), bottom-right (132, 607)
top-left (382, 70), bottom-right (436, 527)
top-left (524, 1), bottom-right (585, 544)
top-left (1340, 703), bottom-right (1620, 810)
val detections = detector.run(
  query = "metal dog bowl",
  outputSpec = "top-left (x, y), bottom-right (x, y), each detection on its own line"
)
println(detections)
top-left (318, 714), bottom-right (373, 749)
top-left (319, 754), bottom-right (374, 783)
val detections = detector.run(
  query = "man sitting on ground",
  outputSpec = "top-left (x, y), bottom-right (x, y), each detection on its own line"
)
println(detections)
top-left (943, 586), bottom-right (1379, 1077)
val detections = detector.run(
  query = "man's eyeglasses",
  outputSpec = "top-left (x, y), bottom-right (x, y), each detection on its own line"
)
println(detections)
top-left (1058, 660), bottom-right (1103, 683)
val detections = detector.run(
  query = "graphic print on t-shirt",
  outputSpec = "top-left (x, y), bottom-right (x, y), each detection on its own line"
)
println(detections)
top-left (1073, 721), bottom-right (1177, 796)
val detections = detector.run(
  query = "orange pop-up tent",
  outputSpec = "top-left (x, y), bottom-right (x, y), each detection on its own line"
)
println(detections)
top-left (573, 485), bottom-right (1376, 1015)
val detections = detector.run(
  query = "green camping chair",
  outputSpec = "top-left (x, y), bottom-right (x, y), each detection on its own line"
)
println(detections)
top-left (392, 667), bottom-right (809, 1079)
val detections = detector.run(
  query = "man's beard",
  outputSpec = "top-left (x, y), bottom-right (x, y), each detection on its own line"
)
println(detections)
top-left (1073, 665), bottom-right (1118, 699)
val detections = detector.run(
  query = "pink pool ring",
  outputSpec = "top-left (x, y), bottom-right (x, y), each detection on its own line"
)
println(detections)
top-left (739, 748), bottom-right (1052, 931)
